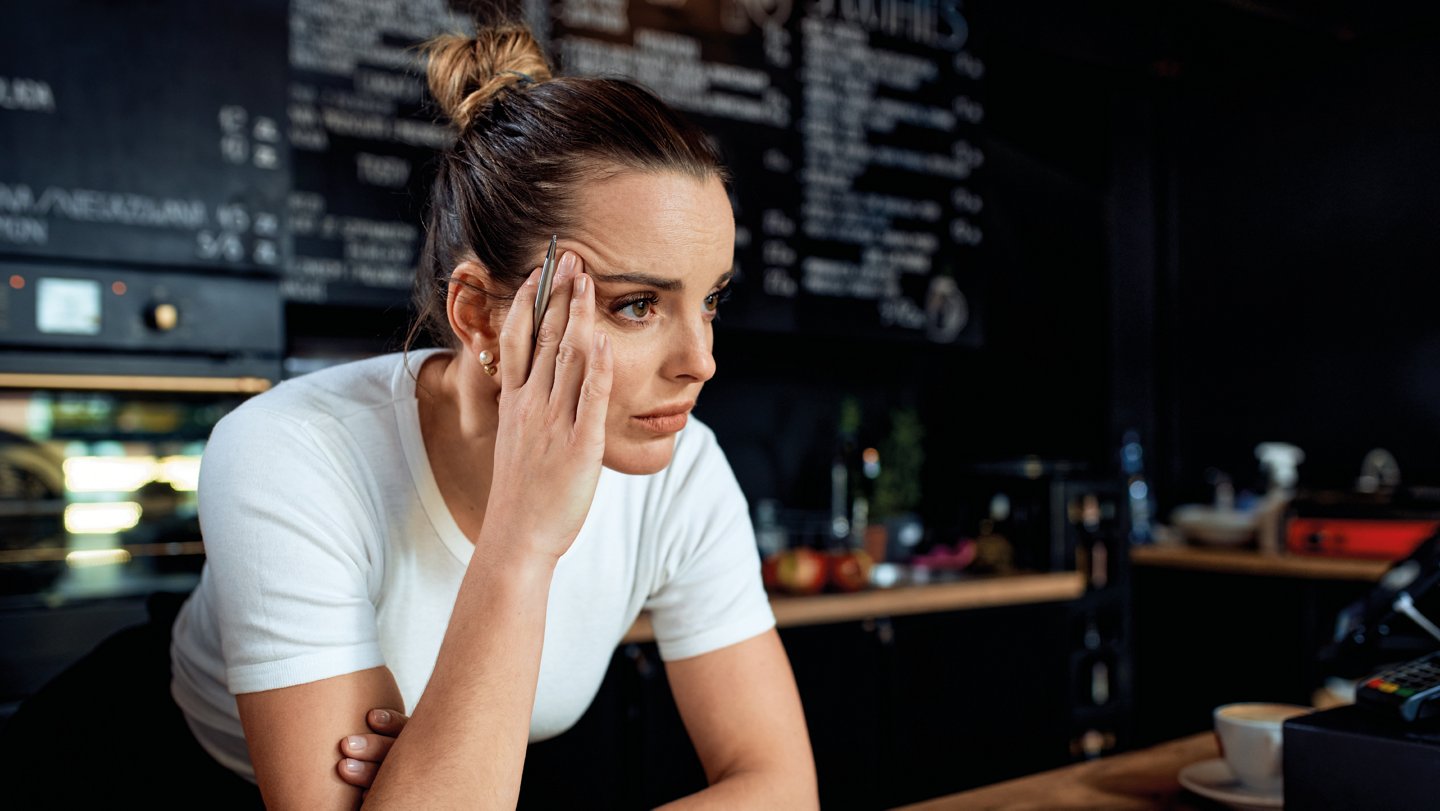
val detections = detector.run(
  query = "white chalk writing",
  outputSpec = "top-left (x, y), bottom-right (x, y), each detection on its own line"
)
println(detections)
top-left (807, 0), bottom-right (968, 49)
top-left (0, 183), bottom-right (206, 229)
top-left (561, 34), bottom-right (791, 128)
top-left (0, 215), bottom-right (47, 245)
top-left (0, 76), bottom-right (56, 112)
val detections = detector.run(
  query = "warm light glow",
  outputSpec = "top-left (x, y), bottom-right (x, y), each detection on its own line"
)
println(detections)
top-left (63, 454), bottom-right (202, 493)
top-left (0, 373), bottom-right (271, 393)
top-left (66, 548), bottom-right (133, 567)
top-left (8, 274), bottom-right (23, 290)
top-left (862, 447), bottom-right (881, 479)
top-left (64, 456), bottom-right (158, 493)
top-left (112, 281), bottom-right (127, 295)
top-left (64, 502), bottom-right (142, 534)
top-left (158, 455), bottom-right (201, 492)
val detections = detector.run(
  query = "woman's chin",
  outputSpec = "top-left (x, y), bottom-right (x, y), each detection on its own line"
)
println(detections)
top-left (602, 435), bottom-right (677, 475)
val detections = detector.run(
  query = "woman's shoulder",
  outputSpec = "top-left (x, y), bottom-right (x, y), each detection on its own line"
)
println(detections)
top-left (232, 351), bottom-right (425, 426)
top-left (204, 350), bottom-right (430, 481)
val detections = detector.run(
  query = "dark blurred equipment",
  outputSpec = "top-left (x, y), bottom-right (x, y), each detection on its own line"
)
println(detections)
top-left (1336, 526), bottom-right (1440, 725)
top-left (1281, 459), bottom-right (1440, 797)
top-left (1356, 650), bottom-right (1440, 723)
top-left (0, 264), bottom-right (281, 385)
top-left (1284, 705), bottom-right (1440, 810)
top-left (1287, 487), bottom-right (1440, 559)
top-left (947, 459), bottom-right (1136, 760)
top-left (1320, 529), bottom-right (1440, 681)
top-left (0, 386), bottom-right (239, 725)
top-left (0, 431), bottom-right (65, 595)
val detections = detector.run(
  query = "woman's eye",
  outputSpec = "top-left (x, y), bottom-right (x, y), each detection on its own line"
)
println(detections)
top-left (705, 287), bottom-right (732, 313)
top-left (616, 295), bottom-right (657, 321)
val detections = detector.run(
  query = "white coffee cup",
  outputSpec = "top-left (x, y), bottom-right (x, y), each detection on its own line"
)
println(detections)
top-left (1213, 702), bottom-right (1313, 793)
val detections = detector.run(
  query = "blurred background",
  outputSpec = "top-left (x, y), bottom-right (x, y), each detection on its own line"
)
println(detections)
top-left (3, 0), bottom-right (1440, 807)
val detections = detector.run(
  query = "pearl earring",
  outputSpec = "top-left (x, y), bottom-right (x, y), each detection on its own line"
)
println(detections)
top-left (478, 349), bottom-right (497, 376)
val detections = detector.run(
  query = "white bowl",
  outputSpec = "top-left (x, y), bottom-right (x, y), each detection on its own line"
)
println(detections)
top-left (1171, 504), bottom-right (1258, 546)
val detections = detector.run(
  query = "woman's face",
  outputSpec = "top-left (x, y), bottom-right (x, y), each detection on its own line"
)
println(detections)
top-left (559, 171), bottom-right (735, 475)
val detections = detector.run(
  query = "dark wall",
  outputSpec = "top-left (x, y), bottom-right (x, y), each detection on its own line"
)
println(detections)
top-left (1163, 3), bottom-right (1440, 502)
top-left (962, 1), bottom-right (1440, 515)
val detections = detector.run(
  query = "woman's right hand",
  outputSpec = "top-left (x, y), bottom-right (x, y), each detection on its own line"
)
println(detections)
top-left (337, 708), bottom-right (408, 792)
top-left (483, 251), bottom-right (612, 563)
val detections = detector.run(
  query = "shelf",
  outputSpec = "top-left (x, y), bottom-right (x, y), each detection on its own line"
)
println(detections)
top-left (1131, 544), bottom-right (1390, 582)
top-left (621, 571), bottom-right (1086, 644)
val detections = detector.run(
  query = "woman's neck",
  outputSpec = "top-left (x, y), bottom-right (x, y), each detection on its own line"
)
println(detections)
top-left (416, 349), bottom-right (500, 544)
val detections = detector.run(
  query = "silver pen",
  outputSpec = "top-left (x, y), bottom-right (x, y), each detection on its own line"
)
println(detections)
top-left (533, 234), bottom-right (559, 343)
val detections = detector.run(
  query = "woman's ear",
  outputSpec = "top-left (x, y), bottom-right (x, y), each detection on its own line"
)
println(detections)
top-left (445, 261), bottom-right (495, 356)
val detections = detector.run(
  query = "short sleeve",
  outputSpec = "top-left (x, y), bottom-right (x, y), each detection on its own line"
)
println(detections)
top-left (197, 405), bottom-right (385, 694)
top-left (643, 428), bottom-right (776, 661)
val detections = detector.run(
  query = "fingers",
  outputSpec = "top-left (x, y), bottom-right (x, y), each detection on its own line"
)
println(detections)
top-left (335, 709), bottom-right (407, 789)
top-left (338, 754), bottom-right (379, 788)
top-left (498, 266), bottom-right (542, 391)
top-left (366, 707), bottom-right (408, 734)
top-left (341, 731), bottom-right (397, 762)
top-left (337, 733), bottom-right (390, 788)
top-left (525, 251), bottom-right (581, 394)
top-left (573, 331), bottom-right (613, 449)
top-left (549, 266), bottom-right (596, 417)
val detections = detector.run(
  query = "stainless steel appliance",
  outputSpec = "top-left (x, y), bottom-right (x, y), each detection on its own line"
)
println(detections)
top-left (0, 262), bottom-right (280, 724)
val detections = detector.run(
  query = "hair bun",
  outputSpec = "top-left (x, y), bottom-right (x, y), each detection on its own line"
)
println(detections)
top-left (424, 26), bottom-right (553, 130)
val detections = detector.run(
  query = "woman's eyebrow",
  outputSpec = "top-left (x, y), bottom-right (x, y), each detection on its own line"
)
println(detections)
top-left (589, 272), bottom-right (681, 291)
top-left (589, 269), bottom-right (734, 290)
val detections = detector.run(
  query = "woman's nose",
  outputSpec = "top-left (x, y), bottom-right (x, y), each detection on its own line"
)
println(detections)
top-left (664, 318), bottom-right (716, 383)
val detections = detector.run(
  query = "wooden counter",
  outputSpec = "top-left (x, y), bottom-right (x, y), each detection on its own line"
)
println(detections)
top-left (621, 571), bottom-right (1085, 644)
top-left (895, 732), bottom-right (1219, 811)
top-left (1132, 543), bottom-right (1390, 582)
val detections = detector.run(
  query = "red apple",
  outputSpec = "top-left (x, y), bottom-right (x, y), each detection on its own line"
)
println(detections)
top-left (774, 548), bottom-right (827, 595)
top-left (828, 549), bottom-right (874, 592)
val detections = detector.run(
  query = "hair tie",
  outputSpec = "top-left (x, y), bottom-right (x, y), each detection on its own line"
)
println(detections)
top-left (501, 70), bottom-right (535, 86)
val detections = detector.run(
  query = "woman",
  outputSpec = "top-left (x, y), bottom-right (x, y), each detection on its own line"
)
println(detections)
top-left (168, 22), bottom-right (817, 809)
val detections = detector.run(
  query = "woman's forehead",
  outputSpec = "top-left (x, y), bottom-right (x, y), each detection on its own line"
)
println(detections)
top-left (563, 174), bottom-right (734, 280)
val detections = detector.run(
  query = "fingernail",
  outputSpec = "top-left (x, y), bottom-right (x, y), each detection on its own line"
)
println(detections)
top-left (596, 332), bottom-right (607, 351)
top-left (560, 251), bottom-right (577, 274)
top-left (575, 274), bottom-right (587, 295)
top-left (374, 710), bottom-right (391, 725)
top-left (347, 736), bottom-right (366, 752)
top-left (344, 759), bottom-right (363, 773)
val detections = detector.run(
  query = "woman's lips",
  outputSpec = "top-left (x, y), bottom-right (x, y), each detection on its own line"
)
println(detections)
top-left (631, 411), bottom-right (689, 433)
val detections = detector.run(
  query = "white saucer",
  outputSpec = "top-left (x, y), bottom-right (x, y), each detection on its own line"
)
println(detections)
top-left (1177, 758), bottom-right (1283, 810)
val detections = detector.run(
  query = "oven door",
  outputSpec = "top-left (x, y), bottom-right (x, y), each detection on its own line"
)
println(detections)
top-left (0, 383), bottom-right (253, 721)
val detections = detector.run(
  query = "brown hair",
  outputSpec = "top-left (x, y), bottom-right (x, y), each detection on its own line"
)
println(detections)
top-left (407, 23), bottom-right (730, 350)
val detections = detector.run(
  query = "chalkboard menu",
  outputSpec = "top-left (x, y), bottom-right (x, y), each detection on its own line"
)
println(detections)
top-left (283, 0), bottom-right (477, 307)
top-left (0, 0), bottom-right (290, 274)
top-left (554, 0), bottom-right (981, 344)
top-left (282, 0), bottom-right (980, 342)
top-left (1, 0), bottom-right (981, 345)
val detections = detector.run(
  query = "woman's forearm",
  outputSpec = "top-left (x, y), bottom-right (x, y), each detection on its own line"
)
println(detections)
top-left (655, 769), bottom-right (819, 810)
top-left (362, 538), bottom-right (556, 809)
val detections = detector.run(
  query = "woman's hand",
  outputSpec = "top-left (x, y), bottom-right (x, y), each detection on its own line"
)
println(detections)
top-left (336, 708), bottom-right (409, 790)
top-left (484, 251), bottom-right (612, 562)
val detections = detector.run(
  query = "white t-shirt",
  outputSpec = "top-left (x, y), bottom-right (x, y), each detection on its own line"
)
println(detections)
top-left (170, 349), bottom-right (775, 782)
